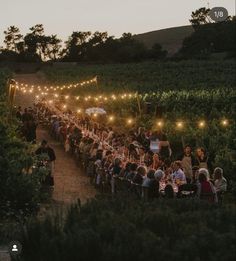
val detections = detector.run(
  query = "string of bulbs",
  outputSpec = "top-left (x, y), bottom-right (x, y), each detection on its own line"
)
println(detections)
top-left (12, 78), bottom-right (232, 129)
top-left (13, 76), bottom-right (97, 92)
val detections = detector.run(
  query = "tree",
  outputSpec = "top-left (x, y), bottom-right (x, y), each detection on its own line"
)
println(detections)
top-left (48, 35), bottom-right (62, 60)
top-left (190, 7), bottom-right (211, 28)
top-left (180, 20), bottom-right (236, 58)
top-left (24, 24), bottom-right (45, 61)
top-left (85, 32), bottom-right (109, 61)
top-left (149, 43), bottom-right (167, 60)
top-left (0, 72), bottom-right (48, 222)
top-left (23, 24), bottom-right (60, 61)
top-left (116, 33), bottom-right (148, 62)
top-left (63, 31), bottom-right (91, 61)
top-left (89, 31), bottom-right (108, 46)
top-left (3, 26), bottom-right (23, 52)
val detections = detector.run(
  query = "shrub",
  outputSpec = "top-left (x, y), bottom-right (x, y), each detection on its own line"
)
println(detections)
top-left (18, 196), bottom-right (236, 261)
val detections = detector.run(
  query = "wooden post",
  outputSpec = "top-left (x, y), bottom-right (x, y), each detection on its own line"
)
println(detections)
top-left (8, 79), bottom-right (16, 120)
top-left (136, 92), bottom-right (142, 116)
top-left (95, 75), bottom-right (98, 90)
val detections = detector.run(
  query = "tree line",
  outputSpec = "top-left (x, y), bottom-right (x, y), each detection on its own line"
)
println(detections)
top-left (0, 24), bottom-right (167, 63)
top-left (180, 7), bottom-right (236, 58)
top-left (0, 8), bottom-right (235, 63)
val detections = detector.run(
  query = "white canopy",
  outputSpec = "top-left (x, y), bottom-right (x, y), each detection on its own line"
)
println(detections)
top-left (85, 107), bottom-right (107, 115)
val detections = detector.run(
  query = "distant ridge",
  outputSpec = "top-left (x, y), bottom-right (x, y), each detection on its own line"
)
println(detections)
top-left (133, 25), bottom-right (194, 56)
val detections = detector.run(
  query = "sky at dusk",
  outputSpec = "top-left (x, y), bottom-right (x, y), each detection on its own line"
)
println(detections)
top-left (0, 0), bottom-right (235, 46)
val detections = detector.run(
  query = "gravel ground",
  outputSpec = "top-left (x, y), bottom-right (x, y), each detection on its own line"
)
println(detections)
top-left (14, 73), bottom-right (97, 205)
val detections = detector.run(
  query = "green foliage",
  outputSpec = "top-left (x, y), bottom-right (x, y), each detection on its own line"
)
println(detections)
top-left (63, 31), bottom-right (156, 63)
top-left (0, 68), bottom-right (11, 93)
top-left (1, 25), bottom-right (167, 62)
top-left (43, 60), bottom-right (236, 93)
top-left (3, 26), bottom-right (23, 52)
top-left (148, 43), bottom-right (168, 60)
top-left (190, 7), bottom-right (211, 26)
top-left (0, 69), bottom-right (49, 224)
top-left (0, 106), bottom-right (41, 217)
top-left (180, 20), bottom-right (236, 57)
top-left (1, 18), bottom-right (235, 62)
top-left (18, 196), bottom-right (236, 261)
top-left (0, 24), bottom-right (62, 62)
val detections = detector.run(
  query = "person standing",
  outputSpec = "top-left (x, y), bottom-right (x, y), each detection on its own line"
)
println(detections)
top-left (35, 140), bottom-right (56, 186)
top-left (178, 145), bottom-right (195, 183)
top-left (159, 134), bottom-right (171, 160)
top-left (213, 167), bottom-right (227, 202)
top-left (195, 147), bottom-right (212, 172)
top-left (172, 161), bottom-right (186, 185)
top-left (16, 106), bottom-right (22, 120)
top-left (27, 119), bottom-right (37, 143)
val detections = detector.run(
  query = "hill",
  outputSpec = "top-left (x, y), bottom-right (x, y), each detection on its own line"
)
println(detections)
top-left (133, 25), bottom-right (194, 56)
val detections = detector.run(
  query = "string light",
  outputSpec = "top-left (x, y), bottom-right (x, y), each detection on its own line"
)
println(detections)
top-left (14, 82), bottom-right (233, 129)
top-left (199, 120), bottom-right (206, 128)
top-left (157, 121), bottom-right (163, 127)
top-left (17, 85), bottom-right (137, 103)
top-left (127, 118), bottom-right (133, 125)
top-left (176, 121), bottom-right (183, 129)
top-left (221, 119), bottom-right (228, 126)
top-left (108, 116), bottom-right (114, 122)
top-left (15, 76), bottom-right (97, 90)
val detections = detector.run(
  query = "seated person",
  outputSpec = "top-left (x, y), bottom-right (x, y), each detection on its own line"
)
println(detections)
top-left (164, 184), bottom-right (174, 199)
top-left (172, 161), bottom-right (186, 185)
top-left (142, 169), bottom-right (159, 200)
top-left (213, 167), bottom-right (227, 202)
top-left (197, 171), bottom-right (218, 203)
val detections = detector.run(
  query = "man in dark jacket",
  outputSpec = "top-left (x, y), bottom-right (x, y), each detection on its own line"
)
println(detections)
top-left (35, 140), bottom-right (56, 185)
top-left (35, 140), bottom-right (56, 162)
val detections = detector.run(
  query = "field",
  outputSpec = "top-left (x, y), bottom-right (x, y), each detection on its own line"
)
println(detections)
top-left (1, 61), bottom-right (236, 260)
top-left (43, 60), bottom-right (236, 120)
top-left (42, 60), bottom-right (236, 182)
top-left (44, 60), bottom-right (236, 92)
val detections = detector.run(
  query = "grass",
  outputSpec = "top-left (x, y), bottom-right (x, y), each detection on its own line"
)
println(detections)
top-left (43, 60), bottom-right (236, 94)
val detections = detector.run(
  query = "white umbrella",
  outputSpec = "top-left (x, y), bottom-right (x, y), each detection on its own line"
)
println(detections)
top-left (85, 107), bottom-right (106, 115)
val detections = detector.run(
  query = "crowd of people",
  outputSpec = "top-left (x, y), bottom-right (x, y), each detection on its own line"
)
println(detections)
top-left (16, 102), bottom-right (228, 203)
top-left (16, 106), bottom-right (37, 143)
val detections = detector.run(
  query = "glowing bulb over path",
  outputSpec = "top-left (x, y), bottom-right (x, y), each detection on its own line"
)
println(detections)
top-left (199, 121), bottom-right (206, 128)
top-left (127, 118), bottom-right (133, 125)
top-left (221, 119), bottom-right (228, 126)
top-left (176, 121), bottom-right (183, 129)
top-left (109, 116), bottom-right (114, 122)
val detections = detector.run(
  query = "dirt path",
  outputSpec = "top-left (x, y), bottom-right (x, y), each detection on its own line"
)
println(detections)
top-left (14, 73), bottom-right (96, 205)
